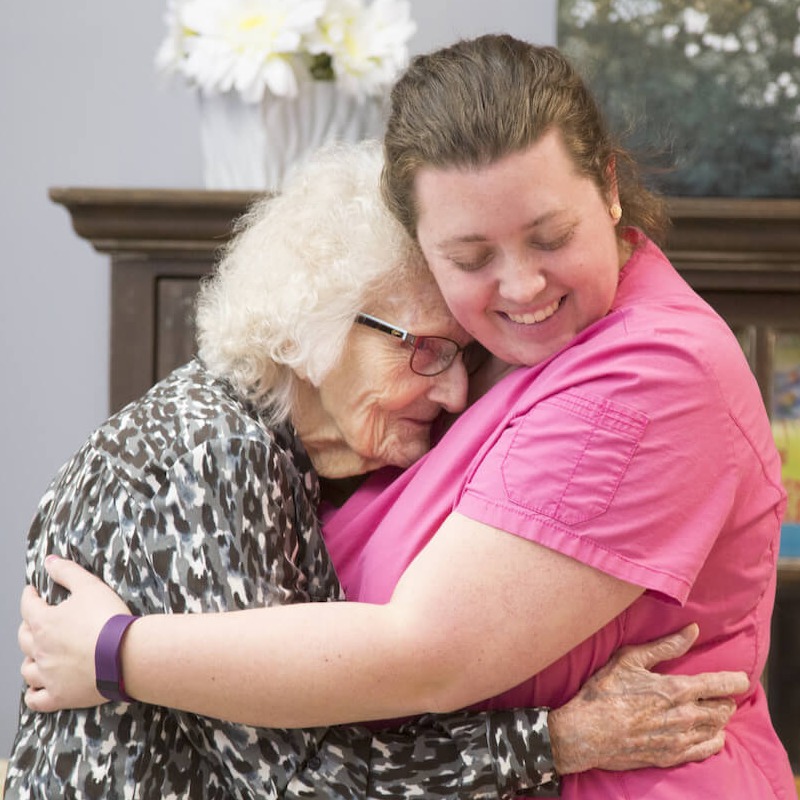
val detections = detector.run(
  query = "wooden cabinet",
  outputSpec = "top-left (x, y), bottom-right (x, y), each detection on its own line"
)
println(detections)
top-left (50, 188), bottom-right (800, 769)
top-left (48, 188), bottom-right (260, 411)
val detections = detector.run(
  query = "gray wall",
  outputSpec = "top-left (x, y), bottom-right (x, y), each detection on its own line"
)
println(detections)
top-left (0, 0), bottom-right (556, 756)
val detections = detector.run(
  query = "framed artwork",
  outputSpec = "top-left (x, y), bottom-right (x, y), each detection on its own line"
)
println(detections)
top-left (558, 0), bottom-right (800, 553)
top-left (557, 0), bottom-right (800, 197)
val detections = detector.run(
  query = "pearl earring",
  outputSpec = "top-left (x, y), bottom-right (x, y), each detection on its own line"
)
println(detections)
top-left (609, 203), bottom-right (622, 223)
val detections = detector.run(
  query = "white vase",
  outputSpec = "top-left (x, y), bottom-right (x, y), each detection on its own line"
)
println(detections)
top-left (198, 82), bottom-right (387, 191)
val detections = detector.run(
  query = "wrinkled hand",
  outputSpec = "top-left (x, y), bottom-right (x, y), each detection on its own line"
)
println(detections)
top-left (548, 624), bottom-right (750, 775)
top-left (19, 555), bottom-right (131, 712)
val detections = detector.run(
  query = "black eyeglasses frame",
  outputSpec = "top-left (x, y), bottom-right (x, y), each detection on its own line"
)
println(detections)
top-left (355, 312), bottom-right (465, 377)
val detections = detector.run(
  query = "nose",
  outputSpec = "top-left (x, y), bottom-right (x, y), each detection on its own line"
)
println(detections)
top-left (427, 359), bottom-right (469, 413)
top-left (498, 253), bottom-right (547, 305)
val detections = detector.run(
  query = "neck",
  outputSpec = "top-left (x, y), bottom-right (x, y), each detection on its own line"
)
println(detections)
top-left (291, 380), bottom-right (371, 479)
top-left (617, 228), bottom-right (637, 268)
top-left (468, 355), bottom-right (517, 404)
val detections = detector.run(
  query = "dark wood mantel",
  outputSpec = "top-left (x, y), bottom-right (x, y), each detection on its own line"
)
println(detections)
top-left (48, 188), bottom-right (260, 256)
top-left (50, 187), bottom-right (800, 272)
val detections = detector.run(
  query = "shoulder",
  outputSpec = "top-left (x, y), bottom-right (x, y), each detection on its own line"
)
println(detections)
top-left (538, 241), bottom-right (753, 423)
top-left (71, 360), bottom-right (315, 503)
top-left (90, 360), bottom-right (277, 468)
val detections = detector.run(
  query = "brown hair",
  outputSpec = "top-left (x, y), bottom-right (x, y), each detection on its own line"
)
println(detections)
top-left (382, 34), bottom-right (669, 245)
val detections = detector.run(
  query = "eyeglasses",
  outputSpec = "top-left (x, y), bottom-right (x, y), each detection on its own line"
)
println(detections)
top-left (355, 312), bottom-right (472, 377)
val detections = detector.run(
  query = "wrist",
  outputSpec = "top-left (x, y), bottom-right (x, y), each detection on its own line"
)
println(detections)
top-left (489, 708), bottom-right (561, 797)
top-left (547, 703), bottom-right (590, 776)
top-left (95, 614), bottom-right (138, 702)
top-left (546, 705), bottom-right (568, 774)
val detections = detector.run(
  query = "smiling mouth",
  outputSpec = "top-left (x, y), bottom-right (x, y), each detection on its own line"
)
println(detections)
top-left (505, 297), bottom-right (563, 325)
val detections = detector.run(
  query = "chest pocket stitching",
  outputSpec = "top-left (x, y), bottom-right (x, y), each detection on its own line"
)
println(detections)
top-left (501, 392), bottom-right (648, 526)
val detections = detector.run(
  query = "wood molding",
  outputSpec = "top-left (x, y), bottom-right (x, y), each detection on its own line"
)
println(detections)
top-left (48, 187), bottom-right (260, 256)
top-left (49, 189), bottom-right (800, 276)
top-left (666, 198), bottom-right (800, 291)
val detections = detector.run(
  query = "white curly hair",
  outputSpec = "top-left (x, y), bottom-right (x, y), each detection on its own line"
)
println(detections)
top-left (196, 139), bottom-right (430, 423)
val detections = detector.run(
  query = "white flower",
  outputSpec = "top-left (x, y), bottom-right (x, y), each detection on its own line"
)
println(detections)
top-left (305, 0), bottom-right (416, 98)
top-left (156, 0), bottom-right (415, 103)
top-left (684, 42), bottom-right (701, 58)
top-left (661, 23), bottom-right (679, 42)
top-left (155, 0), bottom-right (187, 74)
top-left (682, 7), bottom-right (709, 36)
top-left (192, 0), bottom-right (324, 100)
top-left (569, 0), bottom-right (598, 29)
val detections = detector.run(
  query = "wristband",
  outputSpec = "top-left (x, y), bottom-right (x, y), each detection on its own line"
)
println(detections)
top-left (95, 614), bottom-right (138, 702)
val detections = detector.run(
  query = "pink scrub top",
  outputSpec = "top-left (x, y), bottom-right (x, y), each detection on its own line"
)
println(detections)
top-left (322, 235), bottom-right (795, 798)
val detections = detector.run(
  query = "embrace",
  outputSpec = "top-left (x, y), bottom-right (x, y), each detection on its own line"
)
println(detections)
top-left (9, 35), bottom-right (794, 800)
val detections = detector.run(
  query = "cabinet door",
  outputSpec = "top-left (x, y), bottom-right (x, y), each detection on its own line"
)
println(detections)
top-left (157, 277), bottom-right (202, 379)
top-left (111, 258), bottom-right (208, 412)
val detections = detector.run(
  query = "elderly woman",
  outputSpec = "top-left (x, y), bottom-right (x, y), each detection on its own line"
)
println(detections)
top-left (8, 142), bottom-right (529, 799)
top-left (14, 142), bottom-right (747, 799)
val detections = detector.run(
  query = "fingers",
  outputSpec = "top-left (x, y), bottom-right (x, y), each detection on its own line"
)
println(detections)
top-left (20, 656), bottom-right (41, 690)
top-left (668, 696), bottom-right (736, 732)
top-left (18, 620), bottom-right (33, 658)
top-left (43, 554), bottom-right (98, 593)
top-left (697, 670), bottom-right (750, 698)
top-left (618, 623), bottom-right (700, 670)
top-left (607, 703), bottom-right (732, 770)
top-left (662, 724), bottom-right (728, 766)
top-left (676, 731), bottom-right (727, 764)
top-left (662, 670), bottom-right (750, 703)
top-left (23, 685), bottom-right (60, 714)
top-left (644, 730), bottom-right (727, 769)
top-left (19, 584), bottom-right (44, 620)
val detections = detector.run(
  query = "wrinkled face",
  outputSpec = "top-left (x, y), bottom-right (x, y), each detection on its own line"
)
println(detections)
top-left (317, 279), bottom-right (471, 471)
top-left (415, 128), bottom-right (624, 367)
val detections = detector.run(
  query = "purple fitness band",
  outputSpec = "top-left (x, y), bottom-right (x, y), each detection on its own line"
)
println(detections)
top-left (95, 614), bottom-right (138, 703)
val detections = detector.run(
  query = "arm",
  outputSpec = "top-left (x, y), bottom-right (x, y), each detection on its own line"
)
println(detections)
top-left (21, 518), bottom-right (643, 726)
top-left (284, 710), bottom-right (559, 799)
top-left (143, 517), bottom-right (643, 722)
top-left (20, 567), bottom-right (745, 780)
top-left (160, 699), bottom-right (560, 800)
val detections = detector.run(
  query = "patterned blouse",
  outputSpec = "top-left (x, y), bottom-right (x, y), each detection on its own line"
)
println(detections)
top-left (4, 360), bottom-right (560, 800)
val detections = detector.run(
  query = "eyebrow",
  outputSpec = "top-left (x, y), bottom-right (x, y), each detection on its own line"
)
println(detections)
top-left (435, 209), bottom-right (565, 248)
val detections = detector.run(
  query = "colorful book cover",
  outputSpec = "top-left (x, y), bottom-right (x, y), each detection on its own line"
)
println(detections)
top-left (772, 332), bottom-right (800, 557)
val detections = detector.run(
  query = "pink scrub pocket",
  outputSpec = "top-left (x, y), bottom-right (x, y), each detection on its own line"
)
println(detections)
top-left (502, 391), bottom-right (648, 526)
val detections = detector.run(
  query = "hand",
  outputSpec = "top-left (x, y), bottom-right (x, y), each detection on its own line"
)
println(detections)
top-left (548, 624), bottom-right (750, 775)
top-left (19, 555), bottom-right (131, 712)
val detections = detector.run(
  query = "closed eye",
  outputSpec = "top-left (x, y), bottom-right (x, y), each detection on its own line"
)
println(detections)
top-left (450, 252), bottom-right (492, 271)
top-left (533, 229), bottom-right (574, 252)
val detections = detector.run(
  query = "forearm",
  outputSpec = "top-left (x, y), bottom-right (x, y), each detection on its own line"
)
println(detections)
top-left (121, 601), bottom-right (454, 726)
top-left (121, 516), bottom-right (639, 728)
top-left (25, 514), bottom-right (639, 731)
top-left (285, 709), bottom-right (560, 799)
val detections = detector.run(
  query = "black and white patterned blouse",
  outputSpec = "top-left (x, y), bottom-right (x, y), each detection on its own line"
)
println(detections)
top-left (4, 359), bottom-right (559, 800)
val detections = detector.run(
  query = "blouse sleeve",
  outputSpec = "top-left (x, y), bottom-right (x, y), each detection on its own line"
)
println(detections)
top-left (175, 705), bottom-right (561, 799)
top-left (282, 708), bottom-right (560, 799)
